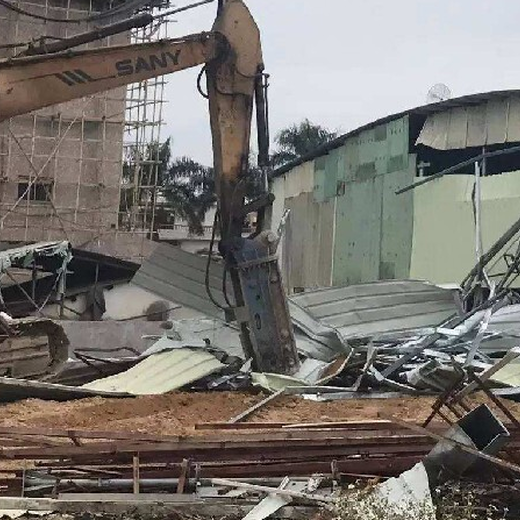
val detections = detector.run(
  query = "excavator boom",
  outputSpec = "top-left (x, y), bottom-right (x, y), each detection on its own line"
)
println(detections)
top-left (0, 33), bottom-right (223, 121)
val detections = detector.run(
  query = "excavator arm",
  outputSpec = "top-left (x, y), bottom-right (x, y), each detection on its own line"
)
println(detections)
top-left (0, 0), bottom-right (300, 375)
top-left (0, 33), bottom-right (223, 121)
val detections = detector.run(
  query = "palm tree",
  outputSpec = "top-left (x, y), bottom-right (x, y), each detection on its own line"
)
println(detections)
top-left (161, 157), bottom-right (216, 236)
top-left (271, 119), bottom-right (337, 167)
top-left (122, 128), bottom-right (332, 236)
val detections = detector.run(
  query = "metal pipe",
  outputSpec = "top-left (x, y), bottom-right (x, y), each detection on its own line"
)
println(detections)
top-left (461, 214), bottom-right (520, 291)
top-left (21, 13), bottom-right (153, 56)
top-left (26, 476), bottom-right (291, 490)
top-left (396, 143), bottom-right (520, 195)
top-left (26, 477), bottom-right (178, 491)
top-left (255, 72), bottom-right (270, 170)
top-left (474, 161), bottom-right (483, 264)
top-left (155, 0), bottom-right (215, 20)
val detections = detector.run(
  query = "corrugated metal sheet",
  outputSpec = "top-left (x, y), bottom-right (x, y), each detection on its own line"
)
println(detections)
top-left (283, 193), bottom-right (334, 290)
top-left (170, 319), bottom-right (243, 358)
top-left (0, 241), bottom-right (70, 271)
top-left (83, 348), bottom-right (225, 395)
top-left (130, 243), bottom-right (229, 319)
top-left (417, 95), bottom-right (520, 150)
top-left (289, 279), bottom-right (458, 340)
top-left (0, 376), bottom-right (129, 402)
top-left (130, 247), bottom-right (461, 356)
top-left (129, 244), bottom-right (345, 361)
top-left (491, 360), bottom-right (520, 387)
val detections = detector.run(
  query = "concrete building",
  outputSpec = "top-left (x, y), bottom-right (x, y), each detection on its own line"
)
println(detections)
top-left (156, 206), bottom-right (218, 255)
top-left (0, 0), bottom-right (159, 262)
top-left (271, 90), bottom-right (520, 291)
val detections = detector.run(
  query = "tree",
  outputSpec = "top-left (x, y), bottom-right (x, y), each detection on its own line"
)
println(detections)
top-left (120, 139), bottom-right (268, 236)
top-left (120, 139), bottom-right (171, 231)
top-left (161, 157), bottom-right (216, 236)
top-left (271, 119), bottom-right (337, 167)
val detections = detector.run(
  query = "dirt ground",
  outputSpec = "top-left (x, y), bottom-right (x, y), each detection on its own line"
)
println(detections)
top-left (0, 391), bottom-right (515, 434)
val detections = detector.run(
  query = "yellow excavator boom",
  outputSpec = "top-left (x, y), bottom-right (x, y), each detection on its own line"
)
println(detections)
top-left (0, 33), bottom-right (223, 121)
top-left (0, 0), bottom-right (300, 375)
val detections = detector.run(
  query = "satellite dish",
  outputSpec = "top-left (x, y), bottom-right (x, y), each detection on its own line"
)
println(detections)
top-left (426, 83), bottom-right (452, 104)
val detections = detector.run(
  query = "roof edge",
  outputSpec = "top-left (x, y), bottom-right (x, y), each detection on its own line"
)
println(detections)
top-left (270, 89), bottom-right (520, 179)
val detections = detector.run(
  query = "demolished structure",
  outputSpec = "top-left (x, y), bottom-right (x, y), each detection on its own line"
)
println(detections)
top-left (0, 0), bottom-right (517, 519)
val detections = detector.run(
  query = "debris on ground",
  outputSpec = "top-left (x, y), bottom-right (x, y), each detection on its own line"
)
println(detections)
top-left (1, 220), bottom-right (520, 518)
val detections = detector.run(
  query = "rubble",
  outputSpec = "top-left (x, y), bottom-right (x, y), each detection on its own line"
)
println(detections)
top-left (0, 229), bottom-right (520, 519)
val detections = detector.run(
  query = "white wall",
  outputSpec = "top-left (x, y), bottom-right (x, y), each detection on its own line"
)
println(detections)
top-left (410, 170), bottom-right (520, 285)
top-left (270, 161), bottom-right (317, 285)
top-left (40, 283), bottom-right (206, 321)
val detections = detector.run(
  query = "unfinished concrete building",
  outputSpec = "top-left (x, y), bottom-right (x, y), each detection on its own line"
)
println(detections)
top-left (0, 0), bottom-right (164, 261)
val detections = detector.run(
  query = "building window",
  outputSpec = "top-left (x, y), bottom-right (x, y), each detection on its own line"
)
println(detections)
top-left (17, 181), bottom-right (53, 202)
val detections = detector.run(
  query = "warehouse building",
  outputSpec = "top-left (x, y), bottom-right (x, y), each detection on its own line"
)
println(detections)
top-left (271, 90), bottom-right (520, 291)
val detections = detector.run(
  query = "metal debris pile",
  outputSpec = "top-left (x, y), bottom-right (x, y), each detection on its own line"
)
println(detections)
top-left (1, 224), bottom-right (520, 518)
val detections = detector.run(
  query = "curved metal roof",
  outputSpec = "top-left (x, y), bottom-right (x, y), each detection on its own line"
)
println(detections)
top-left (271, 89), bottom-right (520, 178)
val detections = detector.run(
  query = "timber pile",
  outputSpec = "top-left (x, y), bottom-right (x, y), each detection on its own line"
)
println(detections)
top-left (0, 419), bottom-right (518, 496)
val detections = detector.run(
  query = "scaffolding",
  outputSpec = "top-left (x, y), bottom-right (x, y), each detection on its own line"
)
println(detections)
top-left (0, 0), bottom-right (130, 247)
top-left (121, 8), bottom-right (169, 236)
top-left (0, 0), bottom-right (170, 261)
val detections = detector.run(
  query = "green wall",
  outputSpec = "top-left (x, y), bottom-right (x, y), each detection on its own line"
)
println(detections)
top-left (309, 116), bottom-right (415, 285)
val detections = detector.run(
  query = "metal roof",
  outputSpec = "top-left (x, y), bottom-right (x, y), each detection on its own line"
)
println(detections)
top-left (130, 244), bottom-right (346, 361)
top-left (417, 96), bottom-right (520, 150)
top-left (289, 279), bottom-right (459, 340)
top-left (0, 376), bottom-right (129, 402)
top-left (271, 89), bottom-right (520, 177)
top-left (130, 246), bottom-right (461, 353)
top-left (83, 347), bottom-right (225, 395)
top-left (0, 241), bottom-right (70, 272)
top-left (130, 243), bottom-right (229, 319)
top-left (131, 244), bottom-right (348, 361)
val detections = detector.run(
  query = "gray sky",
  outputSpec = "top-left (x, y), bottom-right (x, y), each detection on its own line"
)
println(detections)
top-left (161, 0), bottom-right (520, 165)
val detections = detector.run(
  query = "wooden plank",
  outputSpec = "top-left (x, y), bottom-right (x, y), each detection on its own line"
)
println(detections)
top-left (199, 419), bottom-right (448, 432)
top-left (0, 432), bottom-right (435, 460)
top-left (228, 389), bottom-right (285, 424)
top-left (210, 478), bottom-right (334, 503)
top-left (4, 428), bottom-right (429, 452)
top-left (195, 422), bottom-right (288, 431)
top-left (0, 424), bottom-right (186, 443)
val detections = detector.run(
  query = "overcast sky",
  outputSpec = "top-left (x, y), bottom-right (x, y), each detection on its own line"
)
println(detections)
top-left (160, 0), bottom-right (520, 165)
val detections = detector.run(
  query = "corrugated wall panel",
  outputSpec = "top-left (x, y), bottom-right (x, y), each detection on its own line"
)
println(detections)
top-left (380, 157), bottom-right (415, 280)
top-left (313, 157), bottom-right (326, 203)
top-left (380, 117), bottom-right (414, 280)
top-left (486, 98), bottom-right (509, 145)
top-left (333, 176), bottom-right (383, 285)
top-left (323, 149), bottom-right (339, 200)
top-left (317, 199), bottom-right (335, 287)
top-left (284, 192), bottom-right (334, 290)
top-left (284, 195), bottom-right (306, 289)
